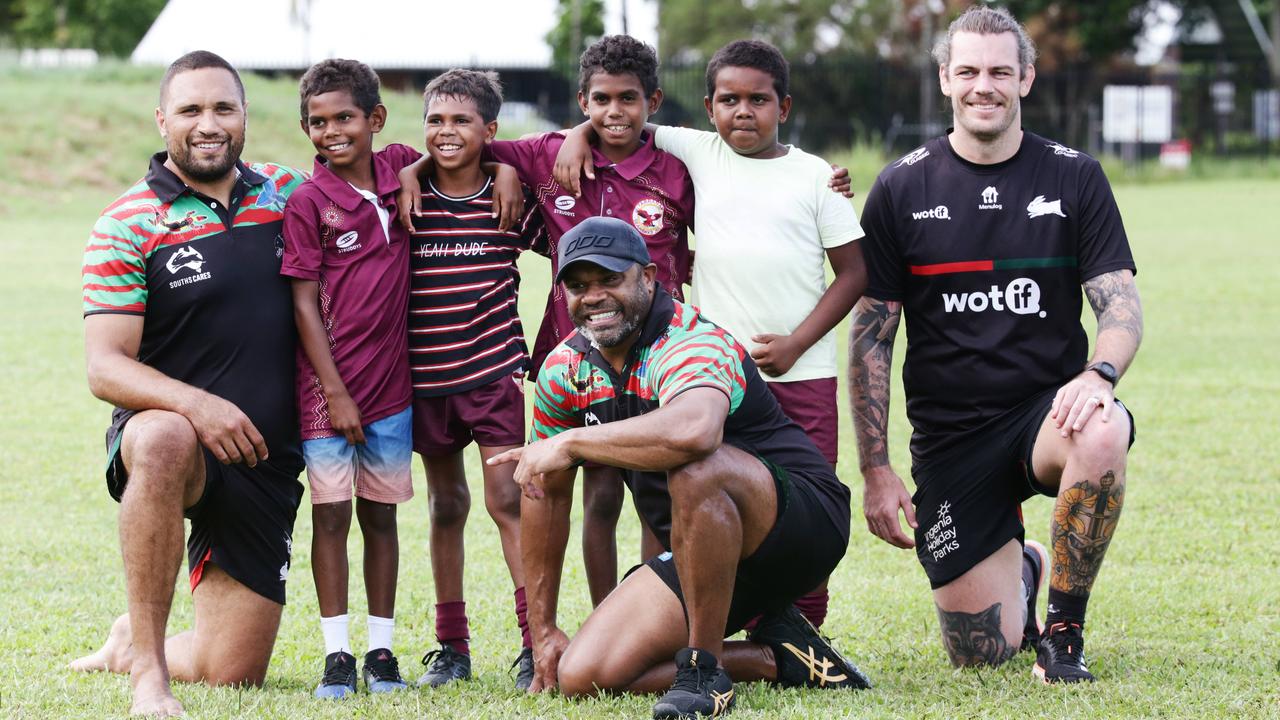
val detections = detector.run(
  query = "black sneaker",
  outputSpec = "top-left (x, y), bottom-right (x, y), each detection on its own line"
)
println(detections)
top-left (1021, 540), bottom-right (1049, 651)
top-left (510, 646), bottom-right (535, 691)
top-left (1033, 622), bottom-right (1095, 684)
top-left (749, 605), bottom-right (871, 689)
top-left (313, 650), bottom-right (357, 699)
top-left (362, 648), bottom-right (408, 693)
top-left (417, 644), bottom-right (472, 688)
top-left (652, 648), bottom-right (735, 719)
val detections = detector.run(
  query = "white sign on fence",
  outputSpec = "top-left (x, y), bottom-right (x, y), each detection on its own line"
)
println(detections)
top-left (1103, 85), bottom-right (1173, 144)
top-left (1255, 90), bottom-right (1280, 141)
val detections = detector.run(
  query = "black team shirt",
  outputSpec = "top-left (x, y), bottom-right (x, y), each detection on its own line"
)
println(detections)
top-left (860, 131), bottom-right (1136, 459)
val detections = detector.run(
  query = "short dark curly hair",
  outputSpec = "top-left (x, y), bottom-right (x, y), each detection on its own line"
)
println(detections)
top-left (298, 59), bottom-right (382, 123)
top-left (161, 50), bottom-right (244, 107)
top-left (423, 69), bottom-right (504, 123)
top-left (579, 35), bottom-right (660, 97)
top-left (705, 39), bottom-right (789, 101)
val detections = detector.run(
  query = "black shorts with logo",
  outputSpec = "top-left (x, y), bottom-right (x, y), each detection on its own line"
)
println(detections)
top-left (641, 458), bottom-right (848, 635)
top-left (105, 409), bottom-right (304, 605)
top-left (910, 385), bottom-right (1135, 589)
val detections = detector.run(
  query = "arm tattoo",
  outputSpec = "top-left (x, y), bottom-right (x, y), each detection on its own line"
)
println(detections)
top-left (848, 297), bottom-right (901, 471)
top-left (937, 602), bottom-right (1016, 667)
top-left (1083, 269), bottom-right (1143, 350)
top-left (1050, 471), bottom-right (1126, 596)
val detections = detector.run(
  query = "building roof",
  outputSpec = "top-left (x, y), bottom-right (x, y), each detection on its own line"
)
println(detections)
top-left (131, 0), bottom-right (658, 70)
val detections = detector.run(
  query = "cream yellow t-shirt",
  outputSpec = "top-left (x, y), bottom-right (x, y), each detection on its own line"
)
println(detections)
top-left (655, 126), bottom-right (863, 382)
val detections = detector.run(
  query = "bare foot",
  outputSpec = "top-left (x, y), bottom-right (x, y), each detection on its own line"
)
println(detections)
top-left (69, 613), bottom-right (134, 673)
top-left (130, 668), bottom-right (184, 717)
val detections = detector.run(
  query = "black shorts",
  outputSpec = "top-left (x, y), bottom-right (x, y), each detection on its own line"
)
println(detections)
top-left (910, 386), bottom-right (1136, 589)
top-left (105, 409), bottom-right (304, 605)
top-left (641, 459), bottom-right (849, 635)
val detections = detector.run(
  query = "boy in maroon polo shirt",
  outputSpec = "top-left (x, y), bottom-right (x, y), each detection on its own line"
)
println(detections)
top-left (408, 70), bottom-right (546, 691)
top-left (282, 59), bottom-right (420, 699)
top-left (492, 36), bottom-right (693, 607)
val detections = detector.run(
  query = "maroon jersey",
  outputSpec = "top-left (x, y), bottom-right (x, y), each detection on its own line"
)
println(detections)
top-left (281, 143), bottom-right (421, 440)
top-left (488, 133), bottom-right (694, 370)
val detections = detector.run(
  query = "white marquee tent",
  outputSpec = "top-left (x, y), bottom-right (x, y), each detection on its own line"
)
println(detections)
top-left (131, 0), bottom-right (659, 70)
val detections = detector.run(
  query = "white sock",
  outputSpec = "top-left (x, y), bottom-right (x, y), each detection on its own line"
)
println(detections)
top-left (368, 615), bottom-right (395, 652)
top-left (320, 614), bottom-right (350, 655)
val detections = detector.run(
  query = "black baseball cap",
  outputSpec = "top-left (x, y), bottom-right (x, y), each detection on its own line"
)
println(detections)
top-left (555, 216), bottom-right (651, 284)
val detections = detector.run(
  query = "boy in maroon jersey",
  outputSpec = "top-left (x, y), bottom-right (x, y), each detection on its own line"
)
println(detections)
top-left (282, 59), bottom-right (422, 699)
top-left (407, 69), bottom-right (546, 691)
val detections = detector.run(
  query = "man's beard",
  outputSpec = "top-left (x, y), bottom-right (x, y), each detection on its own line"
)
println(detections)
top-left (168, 134), bottom-right (244, 183)
top-left (575, 282), bottom-right (651, 349)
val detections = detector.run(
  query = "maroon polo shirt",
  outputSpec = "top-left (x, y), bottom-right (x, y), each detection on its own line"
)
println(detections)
top-left (281, 143), bottom-right (421, 439)
top-left (488, 133), bottom-right (694, 370)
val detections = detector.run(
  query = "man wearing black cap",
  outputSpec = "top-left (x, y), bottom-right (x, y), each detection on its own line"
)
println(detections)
top-left (489, 217), bottom-right (869, 718)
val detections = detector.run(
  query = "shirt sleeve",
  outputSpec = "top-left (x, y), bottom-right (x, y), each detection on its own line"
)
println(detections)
top-left (489, 137), bottom-right (551, 188)
top-left (1075, 159), bottom-right (1136, 281)
top-left (646, 327), bottom-right (747, 413)
top-left (859, 177), bottom-right (906, 302)
top-left (653, 126), bottom-right (717, 169)
top-left (519, 188), bottom-right (549, 255)
top-left (82, 213), bottom-right (147, 315)
top-left (813, 159), bottom-right (864, 249)
top-left (379, 143), bottom-right (424, 174)
top-left (280, 191), bottom-right (323, 281)
top-left (275, 164), bottom-right (310, 198)
top-left (529, 350), bottom-right (581, 441)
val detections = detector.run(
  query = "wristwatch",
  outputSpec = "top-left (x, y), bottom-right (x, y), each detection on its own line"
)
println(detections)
top-left (1085, 361), bottom-right (1118, 387)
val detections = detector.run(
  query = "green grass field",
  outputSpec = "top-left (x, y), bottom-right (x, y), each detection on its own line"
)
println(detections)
top-left (1, 68), bottom-right (1278, 718)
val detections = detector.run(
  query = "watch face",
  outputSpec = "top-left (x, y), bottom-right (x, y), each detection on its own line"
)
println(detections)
top-left (1091, 362), bottom-right (1118, 384)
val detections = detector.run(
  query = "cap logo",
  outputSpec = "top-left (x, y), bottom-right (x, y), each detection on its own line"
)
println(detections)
top-left (564, 233), bottom-right (615, 254)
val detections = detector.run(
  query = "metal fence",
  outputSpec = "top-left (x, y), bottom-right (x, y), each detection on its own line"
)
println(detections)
top-left (431, 56), bottom-right (1278, 158)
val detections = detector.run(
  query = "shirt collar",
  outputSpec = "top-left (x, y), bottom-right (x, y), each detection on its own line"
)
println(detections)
top-left (309, 151), bottom-right (404, 211)
top-left (590, 131), bottom-right (659, 182)
top-left (144, 151), bottom-right (265, 205)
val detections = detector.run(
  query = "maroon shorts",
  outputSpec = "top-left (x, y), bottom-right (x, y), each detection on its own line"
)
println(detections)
top-left (766, 377), bottom-right (838, 467)
top-left (413, 373), bottom-right (526, 455)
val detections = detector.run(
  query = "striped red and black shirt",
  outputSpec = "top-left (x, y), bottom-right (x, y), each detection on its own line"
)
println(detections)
top-left (408, 178), bottom-right (546, 397)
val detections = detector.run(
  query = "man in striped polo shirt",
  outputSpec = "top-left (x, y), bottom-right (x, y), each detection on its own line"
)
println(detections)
top-left (491, 217), bottom-right (869, 718)
top-left (72, 52), bottom-right (307, 716)
top-left (407, 70), bottom-right (546, 690)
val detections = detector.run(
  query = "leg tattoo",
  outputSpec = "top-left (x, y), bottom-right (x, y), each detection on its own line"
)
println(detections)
top-left (937, 603), bottom-right (1015, 667)
top-left (1051, 471), bottom-right (1125, 596)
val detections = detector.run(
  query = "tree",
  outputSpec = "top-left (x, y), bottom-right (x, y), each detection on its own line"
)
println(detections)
top-left (546, 0), bottom-right (606, 75)
top-left (658, 0), bottom-right (910, 65)
top-left (8, 0), bottom-right (166, 56)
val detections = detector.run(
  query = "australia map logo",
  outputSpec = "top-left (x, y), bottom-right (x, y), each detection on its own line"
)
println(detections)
top-left (165, 246), bottom-right (205, 274)
top-left (165, 246), bottom-right (213, 289)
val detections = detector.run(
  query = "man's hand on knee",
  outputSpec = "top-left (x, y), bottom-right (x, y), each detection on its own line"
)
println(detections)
top-left (181, 391), bottom-right (267, 466)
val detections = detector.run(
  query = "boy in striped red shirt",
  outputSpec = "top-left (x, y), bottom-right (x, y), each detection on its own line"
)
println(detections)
top-left (407, 69), bottom-right (546, 690)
